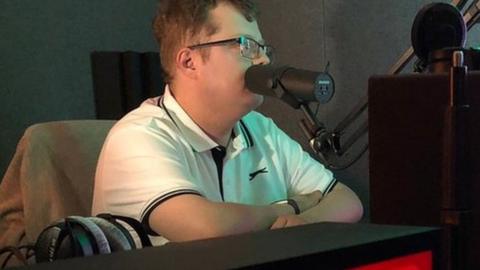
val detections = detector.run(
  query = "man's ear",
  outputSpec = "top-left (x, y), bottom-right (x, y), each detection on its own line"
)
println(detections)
top-left (176, 48), bottom-right (197, 79)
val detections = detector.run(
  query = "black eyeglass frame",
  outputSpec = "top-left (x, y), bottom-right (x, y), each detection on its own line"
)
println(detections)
top-left (187, 36), bottom-right (274, 61)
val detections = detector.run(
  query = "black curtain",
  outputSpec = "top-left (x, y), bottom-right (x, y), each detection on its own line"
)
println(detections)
top-left (90, 51), bottom-right (165, 120)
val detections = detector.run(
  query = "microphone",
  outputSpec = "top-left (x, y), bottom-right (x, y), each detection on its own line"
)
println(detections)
top-left (245, 65), bottom-right (334, 105)
top-left (411, 2), bottom-right (466, 72)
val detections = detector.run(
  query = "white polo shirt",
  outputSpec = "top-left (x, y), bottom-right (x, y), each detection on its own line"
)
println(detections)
top-left (92, 86), bottom-right (336, 245)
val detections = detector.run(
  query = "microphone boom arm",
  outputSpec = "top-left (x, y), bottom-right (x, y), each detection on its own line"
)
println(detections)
top-left (301, 0), bottom-right (474, 169)
top-left (298, 100), bottom-right (368, 170)
top-left (464, 0), bottom-right (480, 29)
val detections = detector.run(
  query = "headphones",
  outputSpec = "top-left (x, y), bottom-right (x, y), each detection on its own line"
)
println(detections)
top-left (34, 213), bottom-right (152, 263)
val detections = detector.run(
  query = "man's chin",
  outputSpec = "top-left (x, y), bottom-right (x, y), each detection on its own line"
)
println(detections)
top-left (240, 93), bottom-right (264, 115)
top-left (252, 94), bottom-right (264, 109)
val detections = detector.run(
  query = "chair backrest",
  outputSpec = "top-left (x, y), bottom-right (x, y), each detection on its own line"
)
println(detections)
top-left (0, 120), bottom-right (115, 247)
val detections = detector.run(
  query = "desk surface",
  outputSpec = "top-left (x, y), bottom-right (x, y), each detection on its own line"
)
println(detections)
top-left (24, 222), bottom-right (440, 269)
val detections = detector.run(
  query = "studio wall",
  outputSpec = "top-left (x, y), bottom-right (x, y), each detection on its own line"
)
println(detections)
top-left (1, 0), bottom-right (480, 218)
top-left (0, 0), bottom-right (158, 179)
top-left (256, 0), bottom-right (480, 218)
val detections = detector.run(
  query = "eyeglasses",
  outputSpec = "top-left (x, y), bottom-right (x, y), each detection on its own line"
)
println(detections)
top-left (188, 36), bottom-right (275, 62)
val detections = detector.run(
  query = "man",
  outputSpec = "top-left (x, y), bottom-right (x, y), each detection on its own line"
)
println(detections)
top-left (92, 0), bottom-right (363, 246)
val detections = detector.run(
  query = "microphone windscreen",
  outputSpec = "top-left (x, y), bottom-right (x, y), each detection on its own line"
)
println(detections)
top-left (244, 65), bottom-right (277, 97)
top-left (411, 3), bottom-right (466, 62)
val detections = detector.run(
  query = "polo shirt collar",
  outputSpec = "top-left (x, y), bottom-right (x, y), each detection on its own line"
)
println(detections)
top-left (161, 85), bottom-right (254, 153)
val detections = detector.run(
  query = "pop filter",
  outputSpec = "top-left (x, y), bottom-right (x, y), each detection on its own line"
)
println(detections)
top-left (411, 3), bottom-right (466, 69)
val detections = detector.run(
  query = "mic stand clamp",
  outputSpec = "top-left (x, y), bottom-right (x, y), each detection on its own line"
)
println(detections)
top-left (297, 102), bottom-right (367, 170)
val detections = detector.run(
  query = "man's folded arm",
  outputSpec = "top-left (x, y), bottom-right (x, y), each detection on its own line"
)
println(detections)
top-left (297, 182), bottom-right (364, 223)
top-left (148, 194), bottom-right (297, 242)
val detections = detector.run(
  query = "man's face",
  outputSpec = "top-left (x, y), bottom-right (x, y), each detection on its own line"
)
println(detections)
top-left (196, 3), bottom-right (270, 118)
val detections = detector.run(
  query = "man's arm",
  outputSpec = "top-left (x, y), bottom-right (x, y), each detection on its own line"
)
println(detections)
top-left (266, 118), bottom-right (362, 224)
top-left (148, 192), bottom-right (320, 242)
top-left (297, 182), bottom-right (363, 223)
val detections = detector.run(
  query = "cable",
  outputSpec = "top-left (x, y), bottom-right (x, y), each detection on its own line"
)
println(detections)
top-left (0, 245), bottom-right (34, 268)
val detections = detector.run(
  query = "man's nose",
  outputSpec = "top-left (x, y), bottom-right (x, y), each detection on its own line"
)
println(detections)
top-left (253, 52), bottom-right (271, 66)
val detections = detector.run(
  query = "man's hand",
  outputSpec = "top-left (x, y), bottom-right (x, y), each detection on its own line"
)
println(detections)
top-left (270, 215), bottom-right (307, 229)
top-left (289, 190), bottom-right (322, 212)
top-left (269, 191), bottom-right (321, 230)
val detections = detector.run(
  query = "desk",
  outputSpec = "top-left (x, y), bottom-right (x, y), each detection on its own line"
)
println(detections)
top-left (23, 222), bottom-right (440, 269)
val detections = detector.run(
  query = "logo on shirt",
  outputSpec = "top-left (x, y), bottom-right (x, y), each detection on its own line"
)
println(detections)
top-left (249, 167), bottom-right (268, 181)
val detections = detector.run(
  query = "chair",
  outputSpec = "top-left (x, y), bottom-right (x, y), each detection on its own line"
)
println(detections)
top-left (0, 120), bottom-right (115, 253)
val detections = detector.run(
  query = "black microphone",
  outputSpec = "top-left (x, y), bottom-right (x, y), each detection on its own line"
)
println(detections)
top-left (245, 65), bottom-right (334, 104)
top-left (411, 2), bottom-right (466, 72)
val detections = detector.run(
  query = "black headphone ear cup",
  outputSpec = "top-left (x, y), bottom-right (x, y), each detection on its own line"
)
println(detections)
top-left (35, 223), bottom-right (64, 262)
top-left (88, 217), bottom-right (132, 252)
top-left (54, 225), bottom-right (84, 260)
top-left (68, 216), bottom-right (111, 255)
top-left (35, 220), bottom-right (86, 262)
top-left (53, 218), bottom-right (95, 259)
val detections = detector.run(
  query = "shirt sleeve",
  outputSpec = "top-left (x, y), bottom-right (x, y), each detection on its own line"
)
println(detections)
top-left (92, 122), bottom-right (203, 225)
top-left (267, 118), bottom-right (336, 196)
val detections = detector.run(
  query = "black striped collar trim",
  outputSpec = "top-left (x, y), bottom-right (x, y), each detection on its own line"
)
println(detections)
top-left (158, 94), bottom-right (253, 150)
top-left (239, 120), bottom-right (254, 148)
top-left (157, 95), bottom-right (180, 130)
